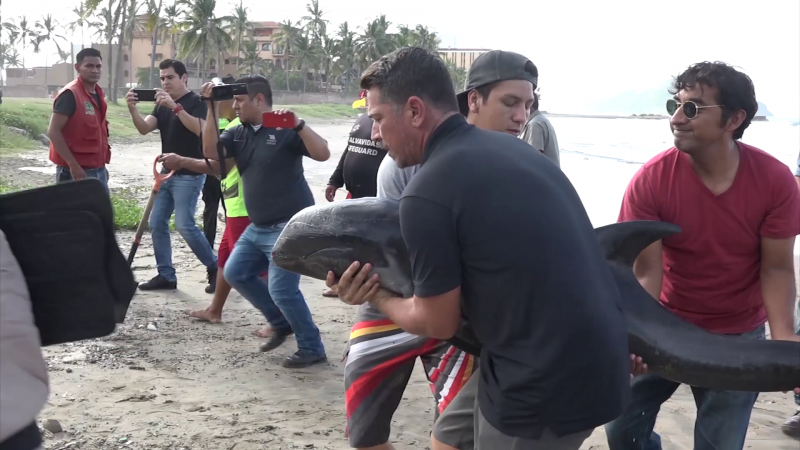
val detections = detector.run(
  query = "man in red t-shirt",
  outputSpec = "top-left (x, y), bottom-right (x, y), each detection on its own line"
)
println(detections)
top-left (606, 62), bottom-right (800, 450)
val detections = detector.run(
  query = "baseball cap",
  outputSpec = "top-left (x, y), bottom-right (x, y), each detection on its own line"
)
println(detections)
top-left (456, 50), bottom-right (539, 116)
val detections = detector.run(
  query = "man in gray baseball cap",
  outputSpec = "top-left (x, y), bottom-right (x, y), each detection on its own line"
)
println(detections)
top-left (455, 51), bottom-right (539, 138)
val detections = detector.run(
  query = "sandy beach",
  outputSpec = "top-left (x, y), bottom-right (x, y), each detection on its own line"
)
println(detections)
top-left (3, 117), bottom-right (799, 450)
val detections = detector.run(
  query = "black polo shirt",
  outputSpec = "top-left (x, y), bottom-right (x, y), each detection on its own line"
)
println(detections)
top-left (152, 91), bottom-right (208, 176)
top-left (220, 123), bottom-right (314, 227)
top-left (400, 114), bottom-right (630, 439)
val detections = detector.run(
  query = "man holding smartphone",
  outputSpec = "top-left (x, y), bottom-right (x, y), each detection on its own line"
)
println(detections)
top-left (125, 59), bottom-right (218, 294)
top-left (200, 75), bottom-right (331, 368)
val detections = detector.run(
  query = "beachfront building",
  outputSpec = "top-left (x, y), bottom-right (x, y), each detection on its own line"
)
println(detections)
top-left (438, 48), bottom-right (492, 70)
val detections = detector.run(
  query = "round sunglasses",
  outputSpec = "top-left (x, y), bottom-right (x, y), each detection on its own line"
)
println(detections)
top-left (666, 99), bottom-right (724, 119)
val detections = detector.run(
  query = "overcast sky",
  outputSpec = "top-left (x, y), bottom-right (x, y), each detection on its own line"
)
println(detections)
top-left (3, 0), bottom-right (799, 117)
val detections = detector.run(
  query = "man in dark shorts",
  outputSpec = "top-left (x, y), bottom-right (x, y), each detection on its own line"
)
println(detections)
top-left (608, 62), bottom-right (800, 450)
top-left (47, 48), bottom-right (110, 188)
top-left (329, 47), bottom-right (632, 449)
top-left (125, 59), bottom-right (218, 293)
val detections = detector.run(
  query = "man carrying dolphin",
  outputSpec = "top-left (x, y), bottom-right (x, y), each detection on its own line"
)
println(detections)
top-left (327, 46), bottom-right (633, 450)
top-left (339, 49), bottom-right (572, 450)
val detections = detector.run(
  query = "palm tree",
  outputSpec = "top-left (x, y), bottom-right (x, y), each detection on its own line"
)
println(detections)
top-left (412, 25), bottom-right (439, 51)
top-left (335, 22), bottom-right (356, 91)
top-left (290, 34), bottom-right (315, 92)
top-left (54, 41), bottom-right (75, 82)
top-left (355, 18), bottom-right (394, 73)
top-left (161, 2), bottom-right (183, 58)
top-left (302, 0), bottom-right (327, 41)
top-left (272, 20), bottom-right (300, 91)
top-left (144, 0), bottom-right (163, 87)
top-left (237, 38), bottom-right (268, 76)
top-left (177, 0), bottom-right (231, 83)
top-left (224, 0), bottom-right (253, 71)
top-left (35, 14), bottom-right (66, 89)
top-left (8, 17), bottom-right (35, 85)
top-left (67, 2), bottom-right (92, 49)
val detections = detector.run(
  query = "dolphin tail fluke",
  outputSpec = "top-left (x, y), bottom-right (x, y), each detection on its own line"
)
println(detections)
top-left (595, 221), bottom-right (682, 268)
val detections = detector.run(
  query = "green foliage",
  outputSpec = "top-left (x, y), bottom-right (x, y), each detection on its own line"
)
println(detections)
top-left (136, 67), bottom-right (160, 88)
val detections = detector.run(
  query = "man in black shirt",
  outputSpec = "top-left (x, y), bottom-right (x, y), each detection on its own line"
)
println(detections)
top-left (201, 75), bottom-right (330, 369)
top-left (125, 59), bottom-right (218, 293)
top-left (329, 47), bottom-right (631, 449)
top-left (325, 91), bottom-right (386, 201)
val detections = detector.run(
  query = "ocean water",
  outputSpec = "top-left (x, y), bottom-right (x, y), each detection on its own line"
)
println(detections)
top-left (552, 116), bottom-right (800, 168)
top-left (549, 116), bottom-right (800, 259)
top-left (305, 116), bottom-right (800, 256)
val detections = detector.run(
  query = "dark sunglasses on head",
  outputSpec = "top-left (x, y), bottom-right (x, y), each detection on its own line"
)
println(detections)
top-left (666, 98), bottom-right (724, 119)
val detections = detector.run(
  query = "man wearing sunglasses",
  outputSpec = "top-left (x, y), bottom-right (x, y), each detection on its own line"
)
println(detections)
top-left (608, 61), bottom-right (800, 450)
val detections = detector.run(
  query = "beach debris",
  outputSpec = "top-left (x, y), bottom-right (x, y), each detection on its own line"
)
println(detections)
top-left (147, 321), bottom-right (158, 331)
top-left (42, 418), bottom-right (63, 433)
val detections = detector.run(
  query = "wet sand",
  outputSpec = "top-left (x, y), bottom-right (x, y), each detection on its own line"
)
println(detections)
top-left (1, 118), bottom-right (798, 449)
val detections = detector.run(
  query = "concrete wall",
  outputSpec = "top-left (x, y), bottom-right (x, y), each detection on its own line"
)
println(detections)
top-left (271, 91), bottom-right (353, 105)
top-left (1, 85), bottom-right (49, 98)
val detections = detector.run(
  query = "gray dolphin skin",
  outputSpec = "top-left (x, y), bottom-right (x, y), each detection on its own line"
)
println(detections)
top-left (272, 198), bottom-right (800, 392)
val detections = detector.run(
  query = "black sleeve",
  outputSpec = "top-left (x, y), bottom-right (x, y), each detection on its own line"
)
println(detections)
top-left (190, 98), bottom-right (209, 119)
top-left (53, 90), bottom-right (76, 117)
top-left (328, 148), bottom-right (348, 187)
top-left (400, 196), bottom-right (462, 297)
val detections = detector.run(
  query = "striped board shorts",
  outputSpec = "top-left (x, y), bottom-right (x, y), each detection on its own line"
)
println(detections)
top-left (343, 302), bottom-right (478, 448)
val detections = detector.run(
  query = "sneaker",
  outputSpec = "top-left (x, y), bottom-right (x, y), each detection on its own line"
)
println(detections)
top-left (138, 275), bottom-right (177, 291)
top-left (259, 327), bottom-right (294, 352)
top-left (205, 267), bottom-right (217, 294)
top-left (282, 350), bottom-right (327, 368)
top-left (782, 411), bottom-right (800, 440)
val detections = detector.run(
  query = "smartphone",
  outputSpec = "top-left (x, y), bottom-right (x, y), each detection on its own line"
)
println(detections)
top-left (262, 111), bottom-right (295, 129)
top-left (133, 89), bottom-right (157, 102)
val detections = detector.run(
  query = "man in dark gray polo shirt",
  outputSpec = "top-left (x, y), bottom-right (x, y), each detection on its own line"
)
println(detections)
top-left (328, 47), bottom-right (631, 449)
top-left (200, 75), bottom-right (331, 368)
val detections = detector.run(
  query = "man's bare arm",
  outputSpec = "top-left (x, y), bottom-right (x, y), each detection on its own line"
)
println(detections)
top-left (175, 109), bottom-right (204, 136)
top-left (633, 241), bottom-right (663, 300)
top-left (130, 110), bottom-right (158, 135)
top-left (47, 113), bottom-right (79, 168)
top-left (760, 236), bottom-right (798, 341)
top-left (165, 155), bottom-right (235, 177)
top-left (370, 287), bottom-right (462, 339)
top-left (298, 126), bottom-right (331, 162)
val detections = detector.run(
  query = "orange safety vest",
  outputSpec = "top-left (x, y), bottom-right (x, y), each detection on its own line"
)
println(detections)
top-left (48, 78), bottom-right (111, 169)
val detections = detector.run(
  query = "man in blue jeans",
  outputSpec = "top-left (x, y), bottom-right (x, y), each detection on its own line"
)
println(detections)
top-left (125, 59), bottom-right (218, 293)
top-left (200, 75), bottom-right (330, 368)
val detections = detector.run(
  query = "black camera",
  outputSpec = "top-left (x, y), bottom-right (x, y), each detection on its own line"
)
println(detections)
top-left (205, 77), bottom-right (248, 101)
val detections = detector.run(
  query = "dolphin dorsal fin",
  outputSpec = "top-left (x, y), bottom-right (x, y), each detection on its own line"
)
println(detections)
top-left (594, 221), bottom-right (682, 268)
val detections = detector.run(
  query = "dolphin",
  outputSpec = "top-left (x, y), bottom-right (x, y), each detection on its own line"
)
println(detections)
top-left (272, 198), bottom-right (800, 392)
